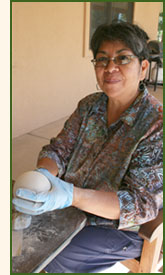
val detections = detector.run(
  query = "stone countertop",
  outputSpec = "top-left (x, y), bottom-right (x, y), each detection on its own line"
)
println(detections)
top-left (12, 207), bottom-right (87, 273)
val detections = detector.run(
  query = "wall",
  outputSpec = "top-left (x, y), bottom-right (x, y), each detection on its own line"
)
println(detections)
top-left (133, 2), bottom-right (161, 40)
top-left (12, 2), bottom-right (162, 138)
top-left (12, 2), bottom-right (96, 137)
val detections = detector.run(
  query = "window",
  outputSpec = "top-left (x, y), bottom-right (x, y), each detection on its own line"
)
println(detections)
top-left (157, 11), bottom-right (163, 42)
top-left (90, 2), bottom-right (134, 43)
top-left (83, 2), bottom-right (134, 57)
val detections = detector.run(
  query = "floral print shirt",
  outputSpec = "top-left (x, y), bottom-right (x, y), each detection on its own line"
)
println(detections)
top-left (38, 89), bottom-right (163, 231)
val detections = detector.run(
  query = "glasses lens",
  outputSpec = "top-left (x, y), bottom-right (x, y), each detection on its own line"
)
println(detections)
top-left (115, 55), bottom-right (132, 65)
top-left (94, 57), bottom-right (108, 67)
top-left (92, 55), bottom-right (135, 67)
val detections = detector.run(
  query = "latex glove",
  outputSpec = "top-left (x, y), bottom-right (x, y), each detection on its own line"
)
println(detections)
top-left (12, 168), bottom-right (73, 215)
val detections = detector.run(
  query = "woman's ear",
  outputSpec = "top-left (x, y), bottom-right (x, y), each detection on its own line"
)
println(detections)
top-left (140, 59), bottom-right (149, 81)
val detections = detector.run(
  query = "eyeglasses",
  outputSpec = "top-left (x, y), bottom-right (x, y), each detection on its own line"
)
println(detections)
top-left (91, 55), bottom-right (137, 67)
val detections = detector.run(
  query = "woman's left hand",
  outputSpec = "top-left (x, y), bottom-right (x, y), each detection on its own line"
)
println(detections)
top-left (12, 168), bottom-right (74, 215)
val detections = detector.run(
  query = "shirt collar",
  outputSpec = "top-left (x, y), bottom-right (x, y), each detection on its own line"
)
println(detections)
top-left (120, 89), bottom-right (148, 127)
top-left (90, 89), bottom-right (148, 127)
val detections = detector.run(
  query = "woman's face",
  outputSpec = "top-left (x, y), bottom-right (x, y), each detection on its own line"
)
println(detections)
top-left (94, 40), bottom-right (148, 101)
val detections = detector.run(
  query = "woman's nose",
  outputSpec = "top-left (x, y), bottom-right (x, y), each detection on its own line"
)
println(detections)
top-left (104, 60), bottom-right (119, 73)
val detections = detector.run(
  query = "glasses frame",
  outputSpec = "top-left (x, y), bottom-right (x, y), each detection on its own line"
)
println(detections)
top-left (91, 54), bottom-right (137, 67)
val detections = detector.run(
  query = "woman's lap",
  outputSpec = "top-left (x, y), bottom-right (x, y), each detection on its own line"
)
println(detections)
top-left (45, 225), bottom-right (143, 273)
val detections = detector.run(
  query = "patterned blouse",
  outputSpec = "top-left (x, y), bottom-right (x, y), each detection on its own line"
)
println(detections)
top-left (38, 89), bottom-right (163, 231)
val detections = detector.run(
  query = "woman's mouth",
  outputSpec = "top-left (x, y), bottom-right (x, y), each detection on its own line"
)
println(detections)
top-left (104, 78), bottom-right (121, 84)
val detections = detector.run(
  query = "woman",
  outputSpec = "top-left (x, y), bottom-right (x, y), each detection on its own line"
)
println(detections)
top-left (13, 22), bottom-right (163, 273)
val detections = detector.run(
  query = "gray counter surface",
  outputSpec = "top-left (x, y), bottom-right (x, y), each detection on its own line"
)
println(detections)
top-left (12, 207), bottom-right (87, 273)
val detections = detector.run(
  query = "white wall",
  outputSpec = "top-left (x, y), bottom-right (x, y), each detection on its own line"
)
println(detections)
top-left (133, 2), bottom-right (161, 40)
top-left (12, 2), bottom-right (96, 137)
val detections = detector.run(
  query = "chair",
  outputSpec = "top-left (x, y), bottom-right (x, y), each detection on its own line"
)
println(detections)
top-left (145, 40), bottom-right (163, 91)
top-left (121, 208), bottom-right (163, 273)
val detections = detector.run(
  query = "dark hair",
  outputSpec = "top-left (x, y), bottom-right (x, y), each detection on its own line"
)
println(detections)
top-left (90, 21), bottom-right (150, 62)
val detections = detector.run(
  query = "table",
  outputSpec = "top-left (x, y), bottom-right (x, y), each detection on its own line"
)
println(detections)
top-left (12, 207), bottom-right (87, 273)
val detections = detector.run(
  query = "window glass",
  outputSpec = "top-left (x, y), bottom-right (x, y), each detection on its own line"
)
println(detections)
top-left (157, 11), bottom-right (163, 42)
top-left (90, 2), bottom-right (134, 45)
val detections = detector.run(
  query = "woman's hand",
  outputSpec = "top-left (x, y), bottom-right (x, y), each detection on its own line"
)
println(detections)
top-left (12, 168), bottom-right (73, 215)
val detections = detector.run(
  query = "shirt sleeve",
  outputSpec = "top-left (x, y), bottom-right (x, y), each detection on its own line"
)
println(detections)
top-left (117, 118), bottom-right (163, 230)
top-left (37, 93), bottom-right (98, 177)
top-left (38, 103), bottom-right (83, 177)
